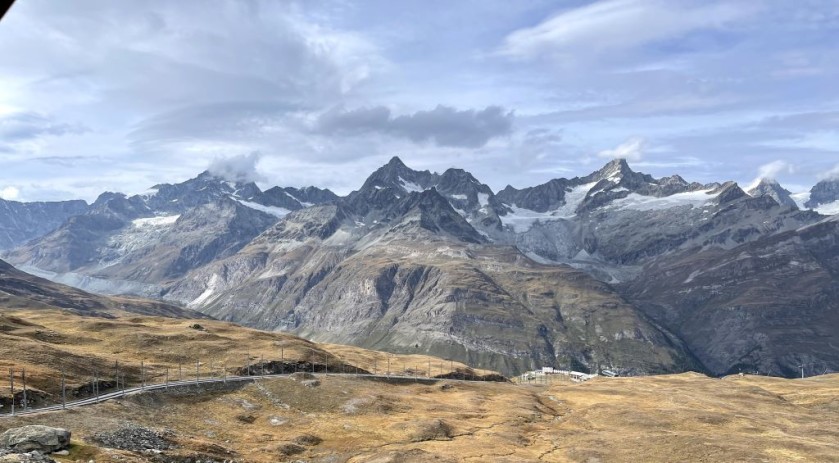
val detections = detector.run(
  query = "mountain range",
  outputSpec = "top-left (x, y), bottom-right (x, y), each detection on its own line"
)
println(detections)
top-left (3, 157), bottom-right (839, 377)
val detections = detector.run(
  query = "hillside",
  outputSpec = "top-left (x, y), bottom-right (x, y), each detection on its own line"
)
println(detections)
top-left (1, 333), bottom-right (836, 462)
top-left (0, 259), bottom-right (203, 319)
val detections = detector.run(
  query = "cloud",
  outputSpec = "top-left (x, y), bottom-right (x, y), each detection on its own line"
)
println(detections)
top-left (500, 0), bottom-right (756, 60)
top-left (597, 137), bottom-right (646, 161)
top-left (207, 152), bottom-right (265, 183)
top-left (0, 186), bottom-right (20, 201)
top-left (316, 105), bottom-right (514, 148)
top-left (756, 160), bottom-right (794, 180)
top-left (821, 164), bottom-right (839, 180)
top-left (0, 112), bottom-right (88, 141)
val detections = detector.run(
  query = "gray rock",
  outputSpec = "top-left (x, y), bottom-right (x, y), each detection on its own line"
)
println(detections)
top-left (0, 452), bottom-right (57, 463)
top-left (90, 426), bottom-right (173, 452)
top-left (0, 426), bottom-right (70, 454)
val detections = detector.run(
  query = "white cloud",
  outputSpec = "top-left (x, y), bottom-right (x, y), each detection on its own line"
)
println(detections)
top-left (597, 137), bottom-right (646, 161)
top-left (745, 159), bottom-right (794, 190)
top-left (207, 152), bottom-right (265, 183)
top-left (757, 160), bottom-right (794, 180)
top-left (0, 186), bottom-right (20, 200)
top-left (822, 164), bottom-right (839, 180)
top-left (500, 0), bottom-right (756, 60)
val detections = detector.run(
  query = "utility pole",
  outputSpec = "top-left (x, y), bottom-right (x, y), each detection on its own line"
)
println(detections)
top-left (9, 368), bottom-right (14, 416)
top-left (196, 359), bottom-right (200, 385)
top-left (311, 349), bottom-right (315, 374)
top-left (261, 355), bottom-right (265, 376)
top-left (61, 369), bottom-right (66, 410)
top-left (801, 364), bottom-right (805, 379)
top-left (281, 347), bottom-right (284, 374)
top-left (21, 368), bottom-right (27, 411)
top-left (325, 355), bottom-right (328, 375)
top-left (246, 352), bottom-right (250, 376)
top-left (141, 361), bottom-right (145, 391)
top-left (165, 367), bottom-right (169, 392)
top-left (387, 356), bottom-right (390, 376)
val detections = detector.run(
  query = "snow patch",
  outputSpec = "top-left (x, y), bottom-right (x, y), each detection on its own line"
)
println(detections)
top-left (611, 189), bottom-right (717, 211)
top-left (190, 274), bottom-right (221, 307)
top-left (790, 191), bottom-right (810, 210)
top-left (450, 194), bottom-right (467, 200)
top-left (132, 215), bottom-right (180, 227)
top-left (814, 200), bottom-right (839, 216)
top-left (399, 177), bottom-right (426, 193)
top-left (477, 193), bottom-right (489, 207)
top-left (235, 199), bottom-right (290, 218)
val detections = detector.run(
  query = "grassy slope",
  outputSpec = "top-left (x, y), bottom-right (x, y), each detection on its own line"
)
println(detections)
top-left (0, 309), bottom-right (837, 462)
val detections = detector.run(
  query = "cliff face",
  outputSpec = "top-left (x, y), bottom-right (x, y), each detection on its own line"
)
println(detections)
top-left (0, 198), bottom-right (88, 250)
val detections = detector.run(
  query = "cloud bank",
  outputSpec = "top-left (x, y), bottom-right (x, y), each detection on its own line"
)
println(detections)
top-left (317, 105), bottom-right (514, 148)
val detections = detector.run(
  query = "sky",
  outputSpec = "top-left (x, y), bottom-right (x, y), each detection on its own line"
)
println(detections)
top-left (1, 0), bottom-right (838, 202)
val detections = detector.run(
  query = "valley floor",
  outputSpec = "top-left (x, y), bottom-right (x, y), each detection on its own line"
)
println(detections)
top-left (1, 372), bottom-right (838, 462)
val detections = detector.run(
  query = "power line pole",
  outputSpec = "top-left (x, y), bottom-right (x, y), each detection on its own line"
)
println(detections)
top-left (140, 361), bottom-right (145, 391)
top-left (21, 368), bottom-right (27, 411)
top-left (61, 369), bottom-right (66, 410)
top-left (9, 368), bottom-right (14, 416)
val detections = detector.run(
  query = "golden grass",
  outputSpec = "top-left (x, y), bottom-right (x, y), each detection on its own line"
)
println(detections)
top-left (0, 308), bottom-right (490, 399)
top-left (1, 309), bottom-right (838, 462)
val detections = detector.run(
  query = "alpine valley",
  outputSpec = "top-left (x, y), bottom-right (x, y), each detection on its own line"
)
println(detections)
top-left (4, 157), bottom-right (839, 378)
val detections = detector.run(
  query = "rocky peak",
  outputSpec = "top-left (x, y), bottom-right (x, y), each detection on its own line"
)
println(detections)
top-left (805, 178), bottom-right (839, 208)
top-left (90, 192), bottom-right (150, 219)
top-left (589, 158), bottom-right (633, 183)
top-left (712, 182), bottom-right (748, 204)
top-left (747, 178), bottom-right (798, 209)
top-left (385, 188), bottom-right (486, 244)
top-left (361, 156), bottom-right (439, 193)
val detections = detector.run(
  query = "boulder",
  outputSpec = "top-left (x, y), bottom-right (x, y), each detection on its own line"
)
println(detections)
top-left (0, 426), bottom-right (70, 454)
top-left (0, 452), bottom-right (57, 463)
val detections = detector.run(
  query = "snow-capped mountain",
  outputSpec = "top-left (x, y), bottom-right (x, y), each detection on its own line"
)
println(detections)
top-left (157, 157), bottom-right (832, 377)
top-left (4, 157), bottom-right (839, 378)
top-left (747, 178), bottom-right (798, 209)
top-left (804, 177), bottom-right (839, 215)
top-left (4, 172), bottom-right (337, 295)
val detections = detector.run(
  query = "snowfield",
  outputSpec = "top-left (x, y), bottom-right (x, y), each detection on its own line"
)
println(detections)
top-left (611, 189), bottom-right (717, 211)
top-left (499, 182), bottom-right (596, 232)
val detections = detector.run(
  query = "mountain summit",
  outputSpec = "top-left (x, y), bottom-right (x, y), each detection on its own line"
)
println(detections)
top-left (747, 178), bottom-right (798, 209)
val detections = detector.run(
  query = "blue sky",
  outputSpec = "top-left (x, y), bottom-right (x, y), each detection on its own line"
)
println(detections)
top-left (0, 0), bottom-right (838, 201)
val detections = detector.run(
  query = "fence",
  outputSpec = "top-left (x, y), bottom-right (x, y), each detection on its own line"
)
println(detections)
top-left (0, 351), bottom-right (506, 418)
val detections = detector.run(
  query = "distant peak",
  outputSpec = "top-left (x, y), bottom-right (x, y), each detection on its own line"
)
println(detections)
top-left (386, 156), bottom-right (407, 168)
top-left (592, 158), bottom-right (633, 182)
